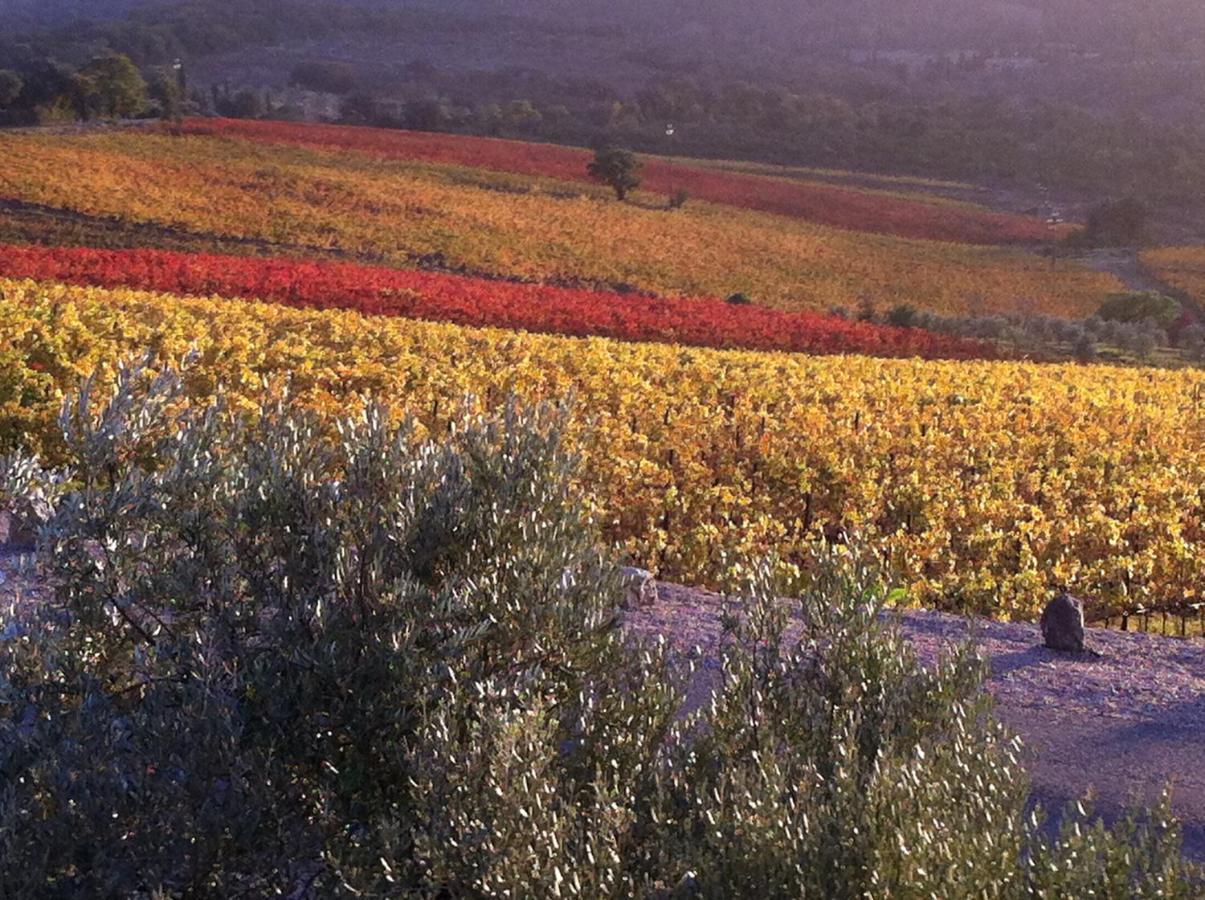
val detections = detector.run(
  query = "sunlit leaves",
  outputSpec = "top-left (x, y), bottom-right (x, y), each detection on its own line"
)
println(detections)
top-left (1, 278), bottom-right (1200, 621)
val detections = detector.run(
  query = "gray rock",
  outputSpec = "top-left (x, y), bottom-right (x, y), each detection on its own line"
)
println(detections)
top-left (1041, 593), bottom-right (1085, 652)
top-left (620, 566), bottom-right (658, 609)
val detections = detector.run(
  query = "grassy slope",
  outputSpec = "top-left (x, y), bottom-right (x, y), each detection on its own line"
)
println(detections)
top-left (1143, 247), bottom-right (1205, 304)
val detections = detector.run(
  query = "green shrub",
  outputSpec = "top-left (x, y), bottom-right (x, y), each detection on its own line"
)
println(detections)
top-left (0, 360), bottom-right (1197, 896)
top-left (1097, 291), bottom-right (1181, 328)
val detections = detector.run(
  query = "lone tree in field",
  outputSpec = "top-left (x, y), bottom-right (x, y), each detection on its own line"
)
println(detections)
top-left (588, 146), bottom-right (641, 201)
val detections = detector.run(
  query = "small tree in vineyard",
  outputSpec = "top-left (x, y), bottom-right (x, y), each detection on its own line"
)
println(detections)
top-left (588, 146), bottom-right (642, 201)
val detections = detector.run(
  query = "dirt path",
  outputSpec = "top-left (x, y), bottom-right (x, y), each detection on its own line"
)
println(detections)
top-left (626, 582), bottom-right (1205, 862)
top-left (1076, 248), bottom-right (1171, 294)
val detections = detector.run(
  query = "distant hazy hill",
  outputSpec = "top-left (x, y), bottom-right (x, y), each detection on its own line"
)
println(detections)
top-left (6, 0), bottom-right (150, 28)
top-left (435, 0), bottom-right (1204, 51)
top-left (15, 0), bottom-right (1205, 55)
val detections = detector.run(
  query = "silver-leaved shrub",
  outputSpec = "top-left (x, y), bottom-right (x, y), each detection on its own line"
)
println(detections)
top-left (0, 360), bottom-right (1197, 897)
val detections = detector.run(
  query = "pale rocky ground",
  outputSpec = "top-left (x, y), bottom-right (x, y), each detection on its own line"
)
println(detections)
top-left (4, 554), bottom-right (1203, 860)
top-left (626, 582), bottom-right (1205, 862)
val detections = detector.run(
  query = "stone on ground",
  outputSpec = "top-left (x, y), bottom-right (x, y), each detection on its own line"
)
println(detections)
top-left (1041, 592), bottom-right (1085, 652)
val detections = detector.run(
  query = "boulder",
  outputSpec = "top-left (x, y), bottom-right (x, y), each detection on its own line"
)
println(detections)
top-left (1041, 592), bottom-right (1085, 652)
top-left (620, 567), bottom-right (658, 609)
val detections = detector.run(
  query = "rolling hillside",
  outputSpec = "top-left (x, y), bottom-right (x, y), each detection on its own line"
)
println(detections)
top-left (3, 6), bottom-right (1204, 890)
top-left (0, 118), bottom-right (1198, 622)
top-left (0, 122), bottom-right (1119, 318)
top-left (184, 119), bottom-right (1057, 245)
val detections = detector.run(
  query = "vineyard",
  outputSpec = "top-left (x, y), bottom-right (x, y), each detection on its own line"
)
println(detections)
top-left (0, 121), bottom-right (1199, 627)
top-left (7, 4), bottom-right (1205, 884)
top-left (0, 244), bottom-right (993, 360)
top-left (1144, 246), bottom-right (1205, 305)
top-left (2, 278), bottom-right (1201, 622)
top-left (181, 118), bottom-right (1059, 245)
top-left (0, 128), bottom-right (1120, 317)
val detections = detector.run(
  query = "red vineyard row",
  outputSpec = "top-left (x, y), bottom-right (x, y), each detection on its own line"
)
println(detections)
top-left (179, 118), bottom-right (1057, 247)
top-left (0, 245), bottom-right (998, 361)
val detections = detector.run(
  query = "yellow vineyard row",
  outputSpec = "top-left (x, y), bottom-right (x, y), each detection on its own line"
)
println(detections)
top-left (1, 277), bottom-right (1200, 618)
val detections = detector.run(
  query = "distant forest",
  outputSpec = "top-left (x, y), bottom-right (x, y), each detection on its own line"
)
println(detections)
top-left (3, 0), bottom-right (1205, 210)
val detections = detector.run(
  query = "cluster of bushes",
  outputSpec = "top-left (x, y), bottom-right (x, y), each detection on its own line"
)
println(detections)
top-left (1096, 290), bottom-right (1183, 327)
top-left (0, 361), bottom-right (1197, 895)
top-left (0, 53), bottom-right (183, 125)
top-left (839, 293), bottom-right (1205, 365)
